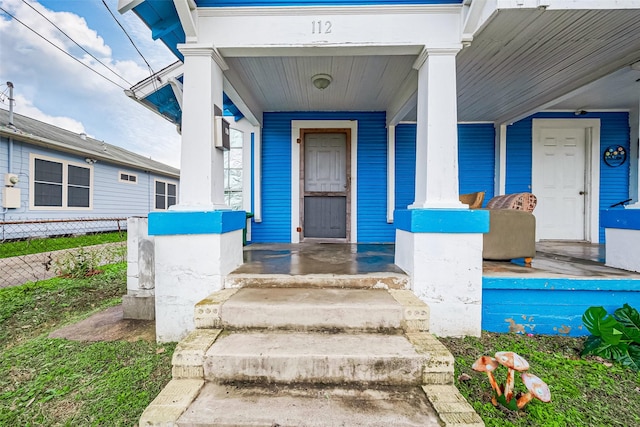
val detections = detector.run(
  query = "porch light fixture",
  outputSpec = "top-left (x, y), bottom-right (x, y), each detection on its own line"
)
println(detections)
top-left (312, 73), bottom-right (332, 90)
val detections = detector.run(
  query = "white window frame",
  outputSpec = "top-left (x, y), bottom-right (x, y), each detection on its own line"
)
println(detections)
top-left (29, 153), bottom-right (94, 211)
top-left (153, 178), bottom-right (178, 210)
top-left (118, 171), bottom-right (138, 184)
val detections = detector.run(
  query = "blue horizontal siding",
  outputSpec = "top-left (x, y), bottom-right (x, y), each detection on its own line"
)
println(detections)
top-left (482, 276), bottom-right (640, 336)
top-left (394, 124), bottom-right (416, 211)
top-left (394, 123), bottom-right (495, 209)
top-left (506, 112), bottom-right (630, 242)
top-left (458, 123), bottom-right (495, 205)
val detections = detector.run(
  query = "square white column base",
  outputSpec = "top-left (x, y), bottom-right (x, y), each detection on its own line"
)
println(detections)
top-left (395, 229), bottom-right (483, 337)
top-left (154, 230), bottom-right (243, 342)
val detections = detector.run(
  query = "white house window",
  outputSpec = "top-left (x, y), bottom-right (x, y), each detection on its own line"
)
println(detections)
top-left (31, 155), bottom-right (92, 209)
top-left (224, 129), bottom-right (243, 210)
top-left (155, 180), bottom-right (177, 210)
top-left (119, 172), bottom-right (138, 183)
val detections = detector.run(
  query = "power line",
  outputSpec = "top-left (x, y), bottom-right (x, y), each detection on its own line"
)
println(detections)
top-left (0, 6), bottom-right (129, 91)
top-left (20, 0), bottom-right (133, 87)
top-left (101, 0), bottom-right (155, 75)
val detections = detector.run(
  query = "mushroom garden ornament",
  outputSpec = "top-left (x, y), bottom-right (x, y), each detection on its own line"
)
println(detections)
top-left (495, 351), bottom-right (530, 403)
top-left (518, 373), bottom-right (551, 409)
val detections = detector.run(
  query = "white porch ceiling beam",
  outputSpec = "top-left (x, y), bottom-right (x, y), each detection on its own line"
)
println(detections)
top-left (173, 0), bottom-right (198, 42)
top-left (386, 73), bottom-right (418, 126)
top-left (462, 0), bottom-right (496, 43)
top-left (223, 75), bottom-right (263, 127)
top-left (117, 0), bottom-right (144, 14)
top-left (168, 78), bottom-right (183, 109)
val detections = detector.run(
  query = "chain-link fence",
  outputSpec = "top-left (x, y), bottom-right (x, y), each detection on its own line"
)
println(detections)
top-left (0, 218), bottom-right (128, 288)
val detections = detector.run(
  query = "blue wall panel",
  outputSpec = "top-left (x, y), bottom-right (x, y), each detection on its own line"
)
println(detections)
top-left (394, 123), bottom-right (496, 209)
top-left (394, 124), bottom-right (416, 210)
top-left (253, 111), bottom-right (392, 243)
top-left (505, 112), bottom-right (630, 242)
top-left (458, 123), bottom-right (495, 205)
top-left (483, 276), bottom-right (640, 336)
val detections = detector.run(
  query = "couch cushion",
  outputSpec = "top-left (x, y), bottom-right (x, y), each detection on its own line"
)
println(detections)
top-left (486, 193), bottom-right (537, 212)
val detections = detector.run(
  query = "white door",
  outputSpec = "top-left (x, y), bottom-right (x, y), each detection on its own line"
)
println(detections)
top-left (533, 127), bottom-right (586, 240)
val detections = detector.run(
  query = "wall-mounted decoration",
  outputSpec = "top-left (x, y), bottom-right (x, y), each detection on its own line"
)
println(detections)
top-left (603, 145), bottom-right (626, 167)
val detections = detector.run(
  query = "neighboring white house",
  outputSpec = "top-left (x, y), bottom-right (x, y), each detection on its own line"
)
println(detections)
top-left (0, 108), bottom-right (180, 239)
top-left (117, 0), bottom-right (640, 341)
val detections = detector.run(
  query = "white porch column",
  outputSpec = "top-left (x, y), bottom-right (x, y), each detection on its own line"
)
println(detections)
top-left (395, 46), bottom-right (488, 337)
top-left (628, 79), bottom-right (640, 208)
top-left (148, 44), bottom-right (244, 342)
top-left (411, 48), bottom-right (464, 209)
top-left (176, 44), bottom-right (227, 210)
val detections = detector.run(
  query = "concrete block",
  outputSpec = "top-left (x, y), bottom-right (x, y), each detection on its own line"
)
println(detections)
top-left (389, 289), bottom-right (430, 332)
top-left (422, 385), bottom-right (485, 427)
top-left (122, 295), bottom-right (155, 320)
top-left (194, 289), bottom-right (239, 329)
top-left (172, 329), bottom-right (222, 379)
top-left (139, 379), bottom-right (204, 427)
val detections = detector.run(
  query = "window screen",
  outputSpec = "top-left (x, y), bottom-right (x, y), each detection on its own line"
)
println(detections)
top-left (34, 159), bottom-right (63, 206)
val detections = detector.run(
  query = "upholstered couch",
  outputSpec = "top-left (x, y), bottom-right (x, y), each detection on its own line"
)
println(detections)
top-left (482, 193), bottom-right (537, 264)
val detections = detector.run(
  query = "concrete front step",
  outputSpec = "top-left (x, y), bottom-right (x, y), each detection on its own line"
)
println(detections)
top-left (140, 380), bottom-right (484, 427)
top-left (224, 272), bottom-right (410, 290)
top-left (201, 331), bottom-right (451, 386)
top-left (194, 288), bottom-right (430, 333)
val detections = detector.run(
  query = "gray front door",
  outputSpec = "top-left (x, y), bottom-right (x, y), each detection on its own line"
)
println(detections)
top-left (302, 131), bottom-right (349, 240)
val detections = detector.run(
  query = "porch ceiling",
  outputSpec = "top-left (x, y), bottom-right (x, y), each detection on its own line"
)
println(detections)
top-left (224, 55), bottom-right (417, 112)
top-left (456, 8), bottom-right (640, 124)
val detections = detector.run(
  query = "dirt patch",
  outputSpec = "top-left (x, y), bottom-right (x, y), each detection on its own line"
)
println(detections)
top-left (48, 305), bottom-right (155, 342)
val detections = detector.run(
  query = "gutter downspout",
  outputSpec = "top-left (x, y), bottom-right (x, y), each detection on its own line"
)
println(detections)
top-left (3, 82), bottom-right (15, 218)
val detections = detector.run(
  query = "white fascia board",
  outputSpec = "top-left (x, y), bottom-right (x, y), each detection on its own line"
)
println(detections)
top-left (198, 5), bottom-right (462, 53)
top-left (129, 61), bottom-right (184, 99)
top-left (118, 0), bottom-right (144, 14)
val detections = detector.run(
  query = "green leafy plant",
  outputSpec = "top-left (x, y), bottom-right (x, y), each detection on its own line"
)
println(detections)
top-left (581, 304), bottom-right (640, 371)
top-left (53, 247), bottom-right (102, 278)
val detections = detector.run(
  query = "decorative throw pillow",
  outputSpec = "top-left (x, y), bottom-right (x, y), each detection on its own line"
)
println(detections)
top-left (486, 193), bottom-right (537, 212)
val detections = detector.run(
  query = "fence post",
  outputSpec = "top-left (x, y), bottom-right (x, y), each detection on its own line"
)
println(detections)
top-left (123, 217), bottom-right (155, 320)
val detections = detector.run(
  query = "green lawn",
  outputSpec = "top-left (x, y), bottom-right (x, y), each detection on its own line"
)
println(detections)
top-left (0, 263), bottom-right (174, 426)
top-left (0, 232), bottom-right (126, 259)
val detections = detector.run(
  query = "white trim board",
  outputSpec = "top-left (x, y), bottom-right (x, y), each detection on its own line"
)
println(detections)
top-left (291, 120), bottom-right (358, 243)
top-left (532, 118), bottom-right (601, 243)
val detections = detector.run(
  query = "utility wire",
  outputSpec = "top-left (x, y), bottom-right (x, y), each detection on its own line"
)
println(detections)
top-left (0, 6), bottom-right (129, 91)
top-left (20, 0), bottom-right (134, 87)
top-left (101, 0), bottom-right (155, 75)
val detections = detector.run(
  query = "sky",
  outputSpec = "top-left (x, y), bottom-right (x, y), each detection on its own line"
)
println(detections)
top-left (0, 0), bottom-right (181, 167)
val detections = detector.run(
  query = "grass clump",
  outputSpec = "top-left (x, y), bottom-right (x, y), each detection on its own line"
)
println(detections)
top-left (0, 263), bottom-right (174, 425)
top-left (441, 332), bottom-right (640, 426)
top-left (0, 231), bottom-right (126, 259)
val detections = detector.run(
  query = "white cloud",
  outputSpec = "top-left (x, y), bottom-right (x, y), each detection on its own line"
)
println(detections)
top-left (11, 93), bottom-right (86, 134)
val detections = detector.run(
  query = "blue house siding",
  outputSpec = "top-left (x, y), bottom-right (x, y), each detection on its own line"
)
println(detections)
top-left (394, 123), bottom-right (496, 210)
top-left (1, 138), bottom-right (177, 222)
top-left (253, 111), bottom-right (392, 243)
top-left (395, 124), bottom-right (416, 211)
top-left (458, 123), bottom-right (495, 204)
top-left (505, 112), bottom-right (630, 242)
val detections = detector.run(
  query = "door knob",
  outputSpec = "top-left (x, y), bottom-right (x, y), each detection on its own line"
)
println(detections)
top-left (579, 191), bottom-right (586, 195)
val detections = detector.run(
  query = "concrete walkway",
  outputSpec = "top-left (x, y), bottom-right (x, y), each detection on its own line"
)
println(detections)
top-left (0, 242), bottom-right (125, 288)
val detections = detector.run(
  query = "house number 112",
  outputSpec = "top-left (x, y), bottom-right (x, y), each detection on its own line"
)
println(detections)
top-left (311, 20), bottom-right (332, 34)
